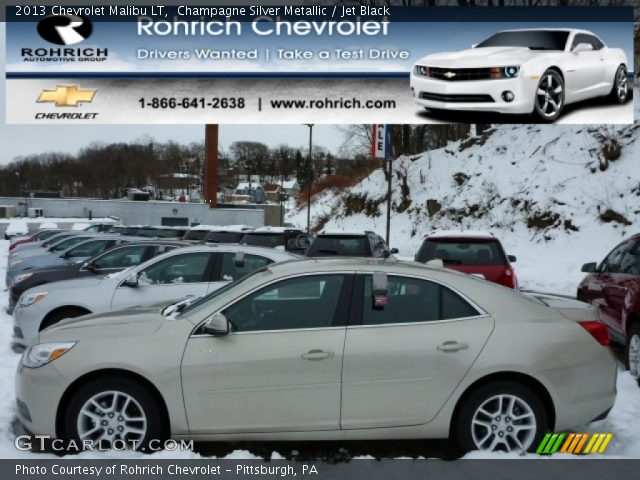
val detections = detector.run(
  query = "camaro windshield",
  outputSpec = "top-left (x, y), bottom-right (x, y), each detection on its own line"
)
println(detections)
top-left (475, 30), bottom-right (570, 51)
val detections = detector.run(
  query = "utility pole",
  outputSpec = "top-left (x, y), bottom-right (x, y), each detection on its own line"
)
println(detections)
top-left (386, 155), bottom-right (392, 245)
top-left (204, 124), bottom-right (219, 207)
top-left (305, 124), bottom-right (314, 233)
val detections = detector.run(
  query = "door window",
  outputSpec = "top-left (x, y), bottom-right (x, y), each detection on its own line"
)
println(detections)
top-left (618, 242), bottom-right (640, 275)
top-left (361, 275), bottom-right (479, 325)
top-left (600, 242), bottom-right (629, 273)
top-left (92, 245), bottom-right (148, 269)
top-left (138, 252), bottom-right (213, 285)
top-left (224, 275), bottom-right (345, 332)
top-left (219, 253), bottom-right (272, 281)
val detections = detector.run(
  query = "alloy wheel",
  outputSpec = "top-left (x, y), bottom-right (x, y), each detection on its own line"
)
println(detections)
top-left (536, 74), bottom-right (563, 119)
top-left (629, 334), bottom-right (640, 379)
top-left (615, 68), bottom-right (628, 101)
top-left (77, 390), bottom-right (147, 448)
top-left (470, 394), bottom-right (537, 452)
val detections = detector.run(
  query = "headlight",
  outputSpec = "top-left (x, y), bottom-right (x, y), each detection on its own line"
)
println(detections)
top-left (12, 272), bottom-right (33, 286)
top-left (18, 291), bottom-right (49, 307)
top-left (22, 342), bottom-right (76, 368)
top-left (490, 66), bottom-right (520, 79)
top-left (413, 65), bottom-right (428, 76)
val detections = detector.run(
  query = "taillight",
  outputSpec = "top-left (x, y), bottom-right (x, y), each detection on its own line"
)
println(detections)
top-left (579, 321), bottom-right (610, 346)
top-left (497, 266), bottom-right (517, 289)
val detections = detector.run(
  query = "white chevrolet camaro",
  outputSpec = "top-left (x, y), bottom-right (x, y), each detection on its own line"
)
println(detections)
top-left (411, 29), bottom-right (628, 121)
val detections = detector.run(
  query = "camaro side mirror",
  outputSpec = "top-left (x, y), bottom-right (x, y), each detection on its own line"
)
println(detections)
top-left (508, 255), bottom-right (517, 263)
top-left (573, 43), bottom-right (593, 53)
top-left (122, 273), bottom-right (139, 288)
top-left (202, 312), bottom-right (230, 336)
top-left (581, 262), bottom-right (598, 273)
top-left (234, 251), bottom-right (245, 267)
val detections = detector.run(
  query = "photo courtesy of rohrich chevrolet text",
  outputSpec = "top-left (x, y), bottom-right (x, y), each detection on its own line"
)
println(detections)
top-left (0, 1), bottom-right (639, 479)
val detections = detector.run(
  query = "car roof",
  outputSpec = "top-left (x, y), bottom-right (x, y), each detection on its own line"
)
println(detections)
top-left (152, 244), bottom-right (298, 259)
top-left (205, 225), bottom-right (255, 233)
top-left (319, 230), bottom-right (375, 237)
top-left (251, 226), bottom-right (302, 234)
top-left (499, 28), bottom-right (592, 34)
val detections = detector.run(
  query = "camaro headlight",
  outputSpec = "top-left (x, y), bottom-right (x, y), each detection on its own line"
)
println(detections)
top-left (18, 291), bottom-right (49, 307)
top-left (414, 65), bottom-right (429, 76)
top-left (491, 66), bottom-right (520, 79)
top-left (22, 342), bottom-right (76, 368)
top-left (12, 272), bottom-right (33, 286)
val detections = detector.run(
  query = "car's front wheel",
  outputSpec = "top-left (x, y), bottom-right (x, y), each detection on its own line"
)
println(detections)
top-left (533, 70), bottom-right (565, 122)
top-left (626, 323), bottom-right (640, 386)
top-left (608, 65), bottom-right (628, 104)
top-left (64, 377), bottom-right (165, 451)
top-left (455, 381), bottom-right (548, 453)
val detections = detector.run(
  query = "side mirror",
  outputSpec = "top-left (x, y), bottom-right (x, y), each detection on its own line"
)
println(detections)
top-left (234, 251), bottom-right (245, 267)
top-left (122, 273), bottom-right (139, 287)
top-left (83, 261), bottom-right (96, 272)
top-left (581, 262), bottom-right (598, 273)
top-left (508, 255), bottom-right (517, 263)
top-left (389, 248), bottom-right (399, 255)
top-left (573, 43), bottom-right (593, 53)
top-left (371, 271), bottom-right (389, 310)
top-left (202, 312), bottom-right (230, 336)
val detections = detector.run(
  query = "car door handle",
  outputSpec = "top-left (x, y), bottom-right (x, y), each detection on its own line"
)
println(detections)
top-left (301, 349), bottom-right (335, 361)
top-left (437, 341), bottom-right (469, 352)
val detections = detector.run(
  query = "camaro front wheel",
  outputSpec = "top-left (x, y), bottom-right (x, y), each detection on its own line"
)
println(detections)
top-left (533, 70), bottom-right (565, 122)
top-left (455, 381), bottom-right (548, 453)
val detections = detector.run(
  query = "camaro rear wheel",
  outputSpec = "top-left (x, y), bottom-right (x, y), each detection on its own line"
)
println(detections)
top-left (626, 324), bottom-right (640, 385)
top-left (455, 381), bottom-right (547, 453)
top-left (534, 70), bottom-right (565, 122)
top-left (64, 377), bottom-right (164, 451)
top-left (608, 65), bottom-right (628, 104)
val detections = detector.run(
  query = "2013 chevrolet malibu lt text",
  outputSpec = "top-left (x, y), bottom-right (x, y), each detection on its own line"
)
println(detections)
top-left (15, 258), bottom-right (616, 453)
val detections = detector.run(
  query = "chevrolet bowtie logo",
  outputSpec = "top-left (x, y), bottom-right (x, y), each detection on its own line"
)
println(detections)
top-left (444, 71), bottom-right (457, 79)
top-left (37, 85), bottom-right (96, 107)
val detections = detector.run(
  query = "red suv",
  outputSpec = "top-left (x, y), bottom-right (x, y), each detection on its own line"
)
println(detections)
top-left (414, 231), bottom-right (518, 289)
top-left (578, 234), bottom-right (640, 384)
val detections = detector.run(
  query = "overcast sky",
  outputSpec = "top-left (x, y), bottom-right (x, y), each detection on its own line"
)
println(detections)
top-left (0, 23), bottom-right (344, 165)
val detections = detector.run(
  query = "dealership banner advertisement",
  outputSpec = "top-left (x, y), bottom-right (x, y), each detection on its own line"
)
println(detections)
top-left (3, 4), bottom-right (634, 124)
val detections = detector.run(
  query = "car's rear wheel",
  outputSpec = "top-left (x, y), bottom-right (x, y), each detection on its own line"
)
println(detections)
top-left (608, 65), bottom-right (628, 104)
top-left (626, 324), bottom-right (640, 386)
top-left (64, 377), bottom-right (164, 451)
top-left (455, 381), bottom-right (548, 453)
top-left (533, 70), bottom-right (565, 122)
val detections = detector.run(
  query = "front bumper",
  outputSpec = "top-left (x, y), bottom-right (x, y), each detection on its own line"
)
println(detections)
top-left (15, 361), bottom-right (66, 437)
top-left (410, 73), bottom-right (538, 114)
top-left (13, 303), bottom-right (47, 348)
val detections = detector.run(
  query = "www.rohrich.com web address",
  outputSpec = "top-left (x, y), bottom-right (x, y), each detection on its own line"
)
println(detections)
top-left (265, 97), bottom-right (396, 110)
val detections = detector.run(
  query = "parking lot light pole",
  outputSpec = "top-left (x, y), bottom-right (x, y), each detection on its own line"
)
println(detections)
top-left (305, 124), bottom-right (314, 234)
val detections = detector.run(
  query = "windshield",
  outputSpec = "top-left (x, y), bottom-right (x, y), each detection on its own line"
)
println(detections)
top-left (36, 230), bottom-right (59, 240)
top-left (50, 236), bottom-right (89, 252)
top-left (476, 30), bottom-right (570, 51)
top-left (43, 234), bottom-right (73, 247)
top-left (178, 267), bottom-right (270, 317)
top-left (207, 232), bottom-right (244, 243)
top-left (307, 236), bottom-right (369, 257)
top-left (241, 233), bottom-right (285, 248)
top-left (416, 239), bottom-right (507, 265)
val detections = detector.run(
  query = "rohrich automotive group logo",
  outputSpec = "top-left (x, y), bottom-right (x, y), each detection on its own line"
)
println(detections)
top-left (537, 432), bottom-right (613, 455)
top-left (37, 15), bottom-right (92, 45)
top-left (21, 15), bottom-right (107, 63)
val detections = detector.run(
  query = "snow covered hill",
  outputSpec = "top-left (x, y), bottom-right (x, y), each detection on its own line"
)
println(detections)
top-left (287, 123), bottom-right (640, 295)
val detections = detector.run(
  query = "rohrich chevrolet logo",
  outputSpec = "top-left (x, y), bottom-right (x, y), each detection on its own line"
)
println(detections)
top-left (37, 85), bottom-right (96, 107)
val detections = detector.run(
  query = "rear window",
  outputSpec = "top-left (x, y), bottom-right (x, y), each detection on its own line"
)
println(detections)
top-left (416, 239), bottom-right (506, 266)
top-left (184, 230), bottom-right (209, 241)
top-left (241, 233), bottom-right (285, 248)
top-left (206, 232), bottom-right (245, 244)
top-left (307, 235), bottom-right (369, 257)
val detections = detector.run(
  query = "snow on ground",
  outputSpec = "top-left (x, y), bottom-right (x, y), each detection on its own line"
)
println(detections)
top-left (287, 122), bottom-right (640, 296)
top-left (0, 238), bottom-right (638, 459)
